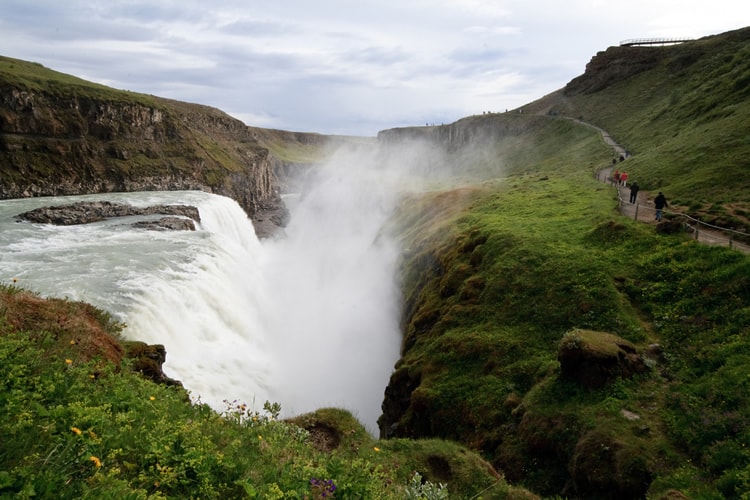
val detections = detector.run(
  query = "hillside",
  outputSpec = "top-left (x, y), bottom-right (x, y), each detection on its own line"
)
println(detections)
top-left (374, 27), bottom-right (750, 498)
top-left (0, 56), bottom-right (335, 236)
top-left (525, 27), bottom-right (750, 232)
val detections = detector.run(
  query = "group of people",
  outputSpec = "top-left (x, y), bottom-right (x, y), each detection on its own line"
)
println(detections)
top-left (612, 168), bottom-right (669, 222)
top-left (613, 169), bottom-right (629, 187)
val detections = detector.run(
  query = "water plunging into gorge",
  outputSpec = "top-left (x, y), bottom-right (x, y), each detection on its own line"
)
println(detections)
top-left (0, 146), bottom-right (413, 433)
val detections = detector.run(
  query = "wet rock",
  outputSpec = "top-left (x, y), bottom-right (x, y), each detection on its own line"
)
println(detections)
top-left (132, 216), bottom-right (196, 231)
top-left (17, 201), bottom-right (200, 228)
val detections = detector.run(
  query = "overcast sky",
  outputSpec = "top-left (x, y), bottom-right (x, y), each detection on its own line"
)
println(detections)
top-left (2, 1), bottom-right (748, 136)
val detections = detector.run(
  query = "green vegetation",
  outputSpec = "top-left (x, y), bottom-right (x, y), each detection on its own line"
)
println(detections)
top-left (0, 56), bottom-right (160, 107)
top-left (381, 31), bottom-right (750, 493)
top-left (388, 164), bottom-right (750, 496)
top-left (0, 285), bottom-right (526, 499)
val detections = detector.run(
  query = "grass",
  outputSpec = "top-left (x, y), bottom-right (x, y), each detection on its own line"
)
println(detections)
top-left (389, 169), bottom-right (750, 496)
top-left (381, 99), bottom-right (750, 496)
top-left (0, 56), bottom-right (160, 108)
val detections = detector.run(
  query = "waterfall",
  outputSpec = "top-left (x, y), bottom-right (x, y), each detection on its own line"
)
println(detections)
top-left (0, 162), bottom-right (403, 433)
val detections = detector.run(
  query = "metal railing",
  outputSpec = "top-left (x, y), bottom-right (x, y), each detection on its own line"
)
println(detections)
top-left (620, 38), bottom-right (693, 47)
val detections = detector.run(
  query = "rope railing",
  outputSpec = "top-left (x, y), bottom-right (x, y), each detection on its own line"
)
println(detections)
top-left (601, 172), bottom-right (750, 252)
top-left (620, 38), bottom-right (693, 47)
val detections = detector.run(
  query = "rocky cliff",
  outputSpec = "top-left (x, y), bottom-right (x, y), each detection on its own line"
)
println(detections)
top-left (0, 56), bottom-right (293, 236)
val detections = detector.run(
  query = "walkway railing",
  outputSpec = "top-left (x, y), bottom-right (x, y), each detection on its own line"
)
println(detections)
top-left (620, 38), bottom-right (693, 47)
top-left (601, 172), bottom-right (750, 253)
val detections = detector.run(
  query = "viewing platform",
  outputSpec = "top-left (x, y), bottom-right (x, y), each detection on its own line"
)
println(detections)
top-left (620, 37), bottom-right (693, 47)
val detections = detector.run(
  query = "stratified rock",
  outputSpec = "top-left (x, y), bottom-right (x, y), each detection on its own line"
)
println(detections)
top-left (558, 329), bottom-right (649, 389)
top-left (132, 216), bottom-right (196, 231)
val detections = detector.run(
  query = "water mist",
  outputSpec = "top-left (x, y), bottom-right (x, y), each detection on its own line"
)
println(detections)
top-left (260, 144), bottom-right (403, 433)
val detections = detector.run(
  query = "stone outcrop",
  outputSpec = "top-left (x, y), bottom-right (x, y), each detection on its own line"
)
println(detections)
top-left (17, 200), bottom-right (200, 227)
top-left (122, 340), bottom-right (183, 387)
top-left (132, 217), bottom-right (196, 231)
top-left (557, 329), bottom-right (649, 389)
top-left (563, 45), bottom-right (665, 95)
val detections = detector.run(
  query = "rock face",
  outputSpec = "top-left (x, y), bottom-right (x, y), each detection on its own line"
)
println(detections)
top-left (563, 45), bottom-right (665, 95)
top-left (0, 57), bottom-right (288, 236)
top-left (558, 329), bottom-right (649, 389)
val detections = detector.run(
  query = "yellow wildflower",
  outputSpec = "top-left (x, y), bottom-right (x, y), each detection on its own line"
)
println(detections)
top-left (70, 427), bottom-right (82, 435)
top-left (373, 447), bottom-right (381, 452)
top-left (90, 456), bottom-right (102, 468)
top-left (65, 359), bottom-right (72, 365)
top-left (69, 340), bottom-right (76, 345)
top-left (149, 396), bottom-right (155, 401)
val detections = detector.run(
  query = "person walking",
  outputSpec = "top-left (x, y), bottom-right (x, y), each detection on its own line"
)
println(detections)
top-left (654, 192), bottom-right (668, 221)
top-left (620, 171), bottom-right (628, 187)
top-left (629, 181), bottom-right (639, 204)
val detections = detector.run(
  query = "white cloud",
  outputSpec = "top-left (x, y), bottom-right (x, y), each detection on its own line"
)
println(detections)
top-left (1, 0), bottom-right (748, 135)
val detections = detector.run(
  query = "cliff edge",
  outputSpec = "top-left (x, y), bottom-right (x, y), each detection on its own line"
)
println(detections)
top-left (0, 56), bottom-right (290, 236)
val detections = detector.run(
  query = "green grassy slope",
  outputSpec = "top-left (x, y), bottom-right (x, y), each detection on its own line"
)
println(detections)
top-left (388, 138), bottom-right (750, 497)
top-left (527, 27), bottom-right (750, 230)
top-left (381, 27), bottom-right (750, 498)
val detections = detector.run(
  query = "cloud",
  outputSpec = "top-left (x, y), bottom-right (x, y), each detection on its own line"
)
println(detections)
top-left (1, 0), bottom-right (749, 135)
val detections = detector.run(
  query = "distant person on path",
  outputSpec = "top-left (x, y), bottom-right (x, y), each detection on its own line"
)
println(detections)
top-left (629, 182), bottom-right (639, 203)
top-left (620, 171), bottom-right (628, 187)
top-left (613, 169), bottom-right (620, 186)
top-left (654, 192), bottom-right (668, 221)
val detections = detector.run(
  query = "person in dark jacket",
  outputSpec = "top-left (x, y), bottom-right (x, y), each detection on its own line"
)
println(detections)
top-left (629, 182), bottom-right (639, 204)
top-left (654, 192), bottom-right (668, 221)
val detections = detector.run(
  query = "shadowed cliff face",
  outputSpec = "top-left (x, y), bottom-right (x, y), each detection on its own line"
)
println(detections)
top-left (0, 61), bottom-right (289, 236)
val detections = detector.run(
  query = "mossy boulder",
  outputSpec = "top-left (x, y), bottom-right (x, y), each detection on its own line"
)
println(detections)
top-left (123, 340), bottom-right (182, 387)
top-left (558, 329), bottom-right (649, 389)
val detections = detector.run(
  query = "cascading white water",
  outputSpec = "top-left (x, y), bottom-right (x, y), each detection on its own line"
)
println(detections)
top-left (0, 144), bottom-right (407, 433)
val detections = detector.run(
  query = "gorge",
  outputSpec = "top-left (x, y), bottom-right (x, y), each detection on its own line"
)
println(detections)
top-left (4, 27), bottom-right (750, 498)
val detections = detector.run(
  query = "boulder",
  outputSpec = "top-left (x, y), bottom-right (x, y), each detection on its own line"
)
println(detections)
top-left (558, 329), bottom-right (649, 389)
top-left (123, 340), bottom-right (182, 387)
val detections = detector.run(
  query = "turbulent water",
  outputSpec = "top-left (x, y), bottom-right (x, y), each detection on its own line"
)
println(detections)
top-left (0, 150), bottom-right (404, 433)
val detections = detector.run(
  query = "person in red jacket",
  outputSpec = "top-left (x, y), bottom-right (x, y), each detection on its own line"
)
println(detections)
top-left (620, 171), bottom-right (628, 187)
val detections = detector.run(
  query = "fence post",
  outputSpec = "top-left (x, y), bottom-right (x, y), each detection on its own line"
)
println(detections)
top-left (634, 204), bottom-right (639, 221)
